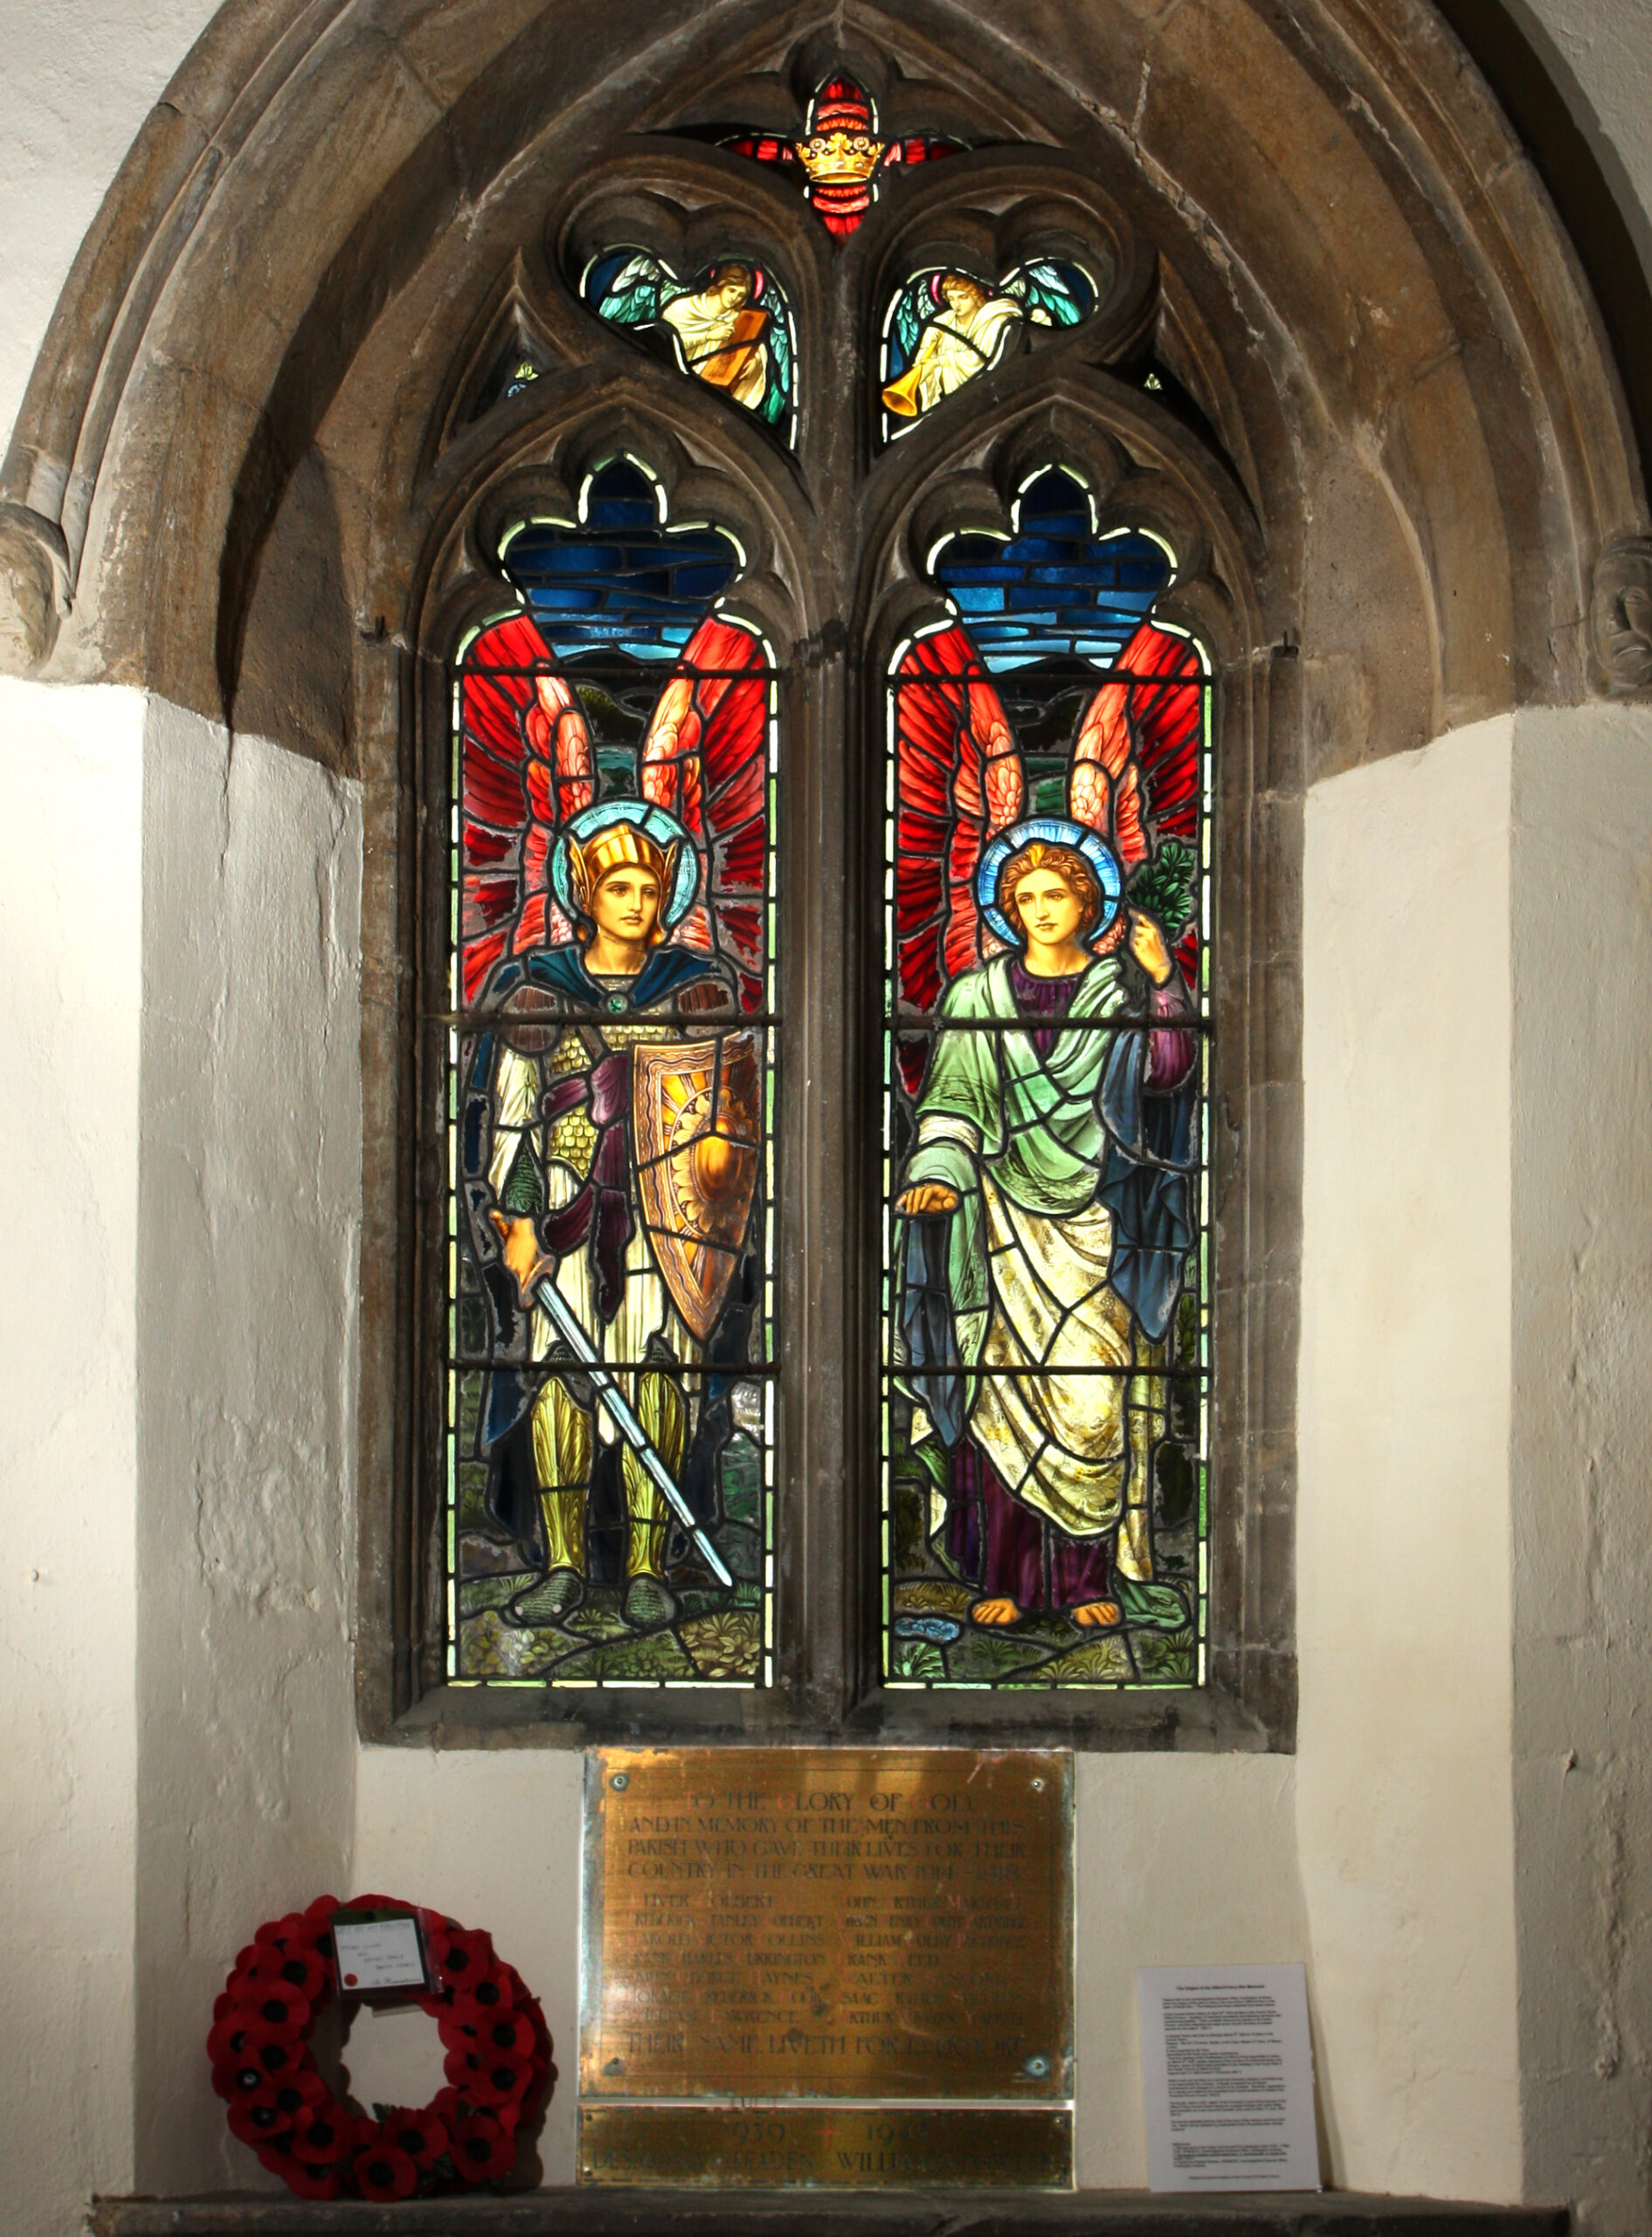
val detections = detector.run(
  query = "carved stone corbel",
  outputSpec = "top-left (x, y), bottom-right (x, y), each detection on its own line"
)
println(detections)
top-left (0, 503), bottom-right (70, 674)
top-left (1591, 537), bottom-right (1652, 694)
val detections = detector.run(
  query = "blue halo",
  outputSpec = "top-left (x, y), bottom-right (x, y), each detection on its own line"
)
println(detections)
top-left (551, 800), bottom-right (701, 930)
top-left (977, 817), bottom-right (1124, 947)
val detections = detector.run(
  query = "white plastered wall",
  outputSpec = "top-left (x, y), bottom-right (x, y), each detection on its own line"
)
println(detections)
top-left (1299, 710), bottom-right (1652, 2233)
top-left (1299, 722), bottom-right (1523, 2201)
top-left (0, 681), bottom-right (363, 2235)
top-left (0, 681), bottom-right (143, 2237)
top-left (133, 704), bottom-right (363, 2194)
top-left (1507, 710), bottom-right (1652, 2234)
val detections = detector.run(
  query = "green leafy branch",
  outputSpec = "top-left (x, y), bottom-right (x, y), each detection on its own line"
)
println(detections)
top-left (1126, 839), bottom-right (1197, 937)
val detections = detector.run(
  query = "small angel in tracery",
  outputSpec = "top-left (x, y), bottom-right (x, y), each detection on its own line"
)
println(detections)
top-left (584, 250), bottom-right (794, 433)
top-left (881, 261), bottom-right (1093, 430)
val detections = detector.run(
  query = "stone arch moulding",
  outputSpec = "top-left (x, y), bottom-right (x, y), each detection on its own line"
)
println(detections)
top-left (0, 0), bottom-right (1643, 717)
top-left (10, 0), bottom-right (1646, 1744)
top-left (0, 0), bottom-right (1639, 717)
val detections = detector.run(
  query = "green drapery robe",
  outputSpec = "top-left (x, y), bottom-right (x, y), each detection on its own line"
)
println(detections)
top-left (895, 952), bottom-right (1162, 1554)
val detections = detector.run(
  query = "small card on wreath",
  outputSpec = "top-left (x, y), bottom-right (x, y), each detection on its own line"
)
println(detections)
top-left (331, 1908), bottom-right (429, 1996)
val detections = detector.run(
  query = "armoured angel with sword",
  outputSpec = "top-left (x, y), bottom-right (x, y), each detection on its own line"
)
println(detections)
top-left (459, 599), bottom-right (771, 1639)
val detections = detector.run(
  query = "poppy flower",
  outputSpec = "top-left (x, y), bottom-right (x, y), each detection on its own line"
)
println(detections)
top-left (304, 1893), bottom-right (342, 1925)
top-left (469, 2009), bottom-right (535, 2060)
top-left (227, 2097), bottom-right (294, 2150)
top-left (451, 2112), bottom-right (516, 2183)
top-left (239, 1984), bottom-right (311, 2042)
top-left (471, 2048), bottom-right (532, 2109)
top-left (450, 1972), bottom-right (515, 2025)
top-left (432, 2084), bottom-right (467, 2127)
top-left (429, 1926), bottom-right (493, 1991)
top-left (234, 1943), bottom-right (259, 1973)
top-left (216, 2028), bottom-right (303, 2095)
top-left (246, 1947), bottom-right (328, 2004)
top-left (259, 2038), bottom-right (303, 2082)
top-left (266, 2068), bottom-right (327, 2117)
top-left (211, 2061), bottom-right (254, 2104)
top-left (380, 2105), bottom-right (448, 2169)
top-left (206, 2016), bottom-right (253, 2067)
top-left (255, 1910), bottom-right (315, 1953)
top-left (352, 2143), bottom-right (420, 2201)
top-left (258, 2143), bottom-right (341, 2200)
top-left (290, 2109), bottom-right (357, 2165)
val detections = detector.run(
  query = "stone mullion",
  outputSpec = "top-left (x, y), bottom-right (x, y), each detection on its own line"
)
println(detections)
top-left (779, 241), bottom-right (867, 1721)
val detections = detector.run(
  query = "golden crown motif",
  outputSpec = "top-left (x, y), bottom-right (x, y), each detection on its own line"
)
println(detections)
top-left (795, 129), bottom-right (885, 186)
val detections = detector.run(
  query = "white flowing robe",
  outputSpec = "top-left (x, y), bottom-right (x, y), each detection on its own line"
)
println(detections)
top-left (661, 289), bottom-right (770, 410)
top-left (888, 293), bottom-right (1023, 414)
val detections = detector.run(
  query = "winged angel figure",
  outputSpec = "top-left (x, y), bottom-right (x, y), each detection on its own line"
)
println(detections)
top-left (891, 613), bottom-right (1204, 1637)
top-left (881, 262), bottom-right (1092, 426)
top-left (591, 252), bottom-right (793, 432)
top-left (459, 609), bottom-right (769, 1636)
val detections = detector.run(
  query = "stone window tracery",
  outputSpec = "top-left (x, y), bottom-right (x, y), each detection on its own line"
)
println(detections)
top-left (405, 38), bottom-right (1257, 1730)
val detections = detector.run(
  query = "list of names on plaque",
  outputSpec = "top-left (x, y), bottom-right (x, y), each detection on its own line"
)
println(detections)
top-left (578, 2104), bottom-right (1074, 2188)
top-left (581, 1747), bottom-right (1072, 2102)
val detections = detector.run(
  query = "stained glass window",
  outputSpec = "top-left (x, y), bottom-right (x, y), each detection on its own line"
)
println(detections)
top-left (468, 336), bottom-right (550, 422)
top-left (880, 264), bottom-right (1095, 439)
top-left (583, 252), bottom-right (796, 442)
top-left (446, 459), bottom-right (778, 1686)
top-left (882, 467), bottom-right (1211, 1690)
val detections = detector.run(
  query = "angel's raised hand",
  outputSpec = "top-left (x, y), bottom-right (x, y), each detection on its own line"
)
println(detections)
top-left (1128, 910), bottom-right (1175, 987)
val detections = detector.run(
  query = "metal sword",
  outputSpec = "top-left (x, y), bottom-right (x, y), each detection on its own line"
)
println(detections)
top-left (532, 1276), bottom-right (735, 1589)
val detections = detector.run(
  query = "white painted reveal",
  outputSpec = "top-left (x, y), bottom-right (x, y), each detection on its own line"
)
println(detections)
top-left (1300, 721), bottom-right (1521, 2200)
top-left (1300, 708), bottom-right (1652, 2228)
top-left (0, 680), bottom-right (143, 2237)
top-left (134, 704), bottom-right (363, 2195)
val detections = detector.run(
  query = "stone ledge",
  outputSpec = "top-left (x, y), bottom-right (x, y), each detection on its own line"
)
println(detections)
top-left (89, 2191), bottom-right (1569, 2236)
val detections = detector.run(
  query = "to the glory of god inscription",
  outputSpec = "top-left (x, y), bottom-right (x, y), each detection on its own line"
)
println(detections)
top-left (580, 1748), bottom-right (1073, 2186)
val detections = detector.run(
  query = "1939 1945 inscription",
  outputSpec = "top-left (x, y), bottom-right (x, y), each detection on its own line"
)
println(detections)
top-left (581, 1748), bottom-right (1073, 2102)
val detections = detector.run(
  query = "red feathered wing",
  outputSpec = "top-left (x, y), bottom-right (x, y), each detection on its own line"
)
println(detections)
top-left (892, 622), bottom-right (1024, 1094)
top-left (1070, 620), bottom-right (1206, 987)
top-left (640, 615), bottom-right (771, 1015)
top-left (458, 613), bottom-right (595, 1006)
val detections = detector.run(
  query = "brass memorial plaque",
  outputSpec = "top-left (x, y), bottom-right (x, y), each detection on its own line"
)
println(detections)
top-left (578, 2103), bottom-right (1074, 2188)
top-left (582, 1748), bottom-right (1073, 2103)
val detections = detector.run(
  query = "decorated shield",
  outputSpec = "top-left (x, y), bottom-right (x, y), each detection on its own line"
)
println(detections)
top-left (632, 1030), bottom-right (762, 1342)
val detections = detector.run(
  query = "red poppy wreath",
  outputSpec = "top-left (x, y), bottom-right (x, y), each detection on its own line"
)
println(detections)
top-left (208, 1894), bottom-right (553, 2202)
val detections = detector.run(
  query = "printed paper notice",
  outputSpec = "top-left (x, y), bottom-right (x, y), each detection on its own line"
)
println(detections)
top-left (1137, 1963), bottom-right (1319, 2192)
top-left (332, 1915), bottom-right (426, 1993)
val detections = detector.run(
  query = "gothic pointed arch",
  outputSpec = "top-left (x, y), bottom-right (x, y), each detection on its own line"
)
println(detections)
top-left (9, 0), bottom-right (1642, 1738)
